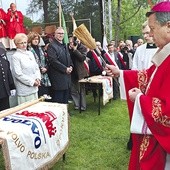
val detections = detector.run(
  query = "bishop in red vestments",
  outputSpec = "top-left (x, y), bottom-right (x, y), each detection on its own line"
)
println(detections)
top-left (0, 8), bottom-right (9, 48)
top-left (6, 3), bottom-right (25, 49)
top-left (105, 1), bottom-right (170, 169)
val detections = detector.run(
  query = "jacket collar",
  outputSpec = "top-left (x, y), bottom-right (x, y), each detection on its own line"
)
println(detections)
top-left (151, 43), bottom-right (170, 67)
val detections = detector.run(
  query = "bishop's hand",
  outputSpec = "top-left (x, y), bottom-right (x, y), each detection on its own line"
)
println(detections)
top-left (105, 64), bottom-right (120, 77)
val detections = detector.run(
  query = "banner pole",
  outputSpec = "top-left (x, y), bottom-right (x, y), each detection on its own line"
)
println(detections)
top-left (0, 96), bottom-right (45, 119)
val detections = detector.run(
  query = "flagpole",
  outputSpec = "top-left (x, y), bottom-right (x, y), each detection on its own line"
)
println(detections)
top-left (58, 0), bottom-right (61, 27)
top-left (58, 1), bottom-right (69, 44)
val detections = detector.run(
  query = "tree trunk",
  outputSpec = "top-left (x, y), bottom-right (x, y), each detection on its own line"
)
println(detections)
top-left (99, 0), bottom-right (104, 43)
top-left (43, 0), bottom-right (49, 23)
top-left (115, 0), bottom-right (121, 45)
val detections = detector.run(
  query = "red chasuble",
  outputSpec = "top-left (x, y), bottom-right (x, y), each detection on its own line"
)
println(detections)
top-left (6, 10), bottom-right (25, 39)
top-left (122, 55), bottom-right (170, 170)
top-left (0, 8), bottom-right (7, 38)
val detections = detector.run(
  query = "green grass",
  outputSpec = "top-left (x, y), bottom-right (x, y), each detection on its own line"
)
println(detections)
top-left (0, 93), bottom-right (131, 170)
top-left (53, 94), bottom-right (130, 170)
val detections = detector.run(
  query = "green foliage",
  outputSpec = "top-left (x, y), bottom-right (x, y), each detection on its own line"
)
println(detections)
top-left (26, 0), bottom-right (43, 15)
top-left (26, 0), bottom-right (156, 43)
top-left (47, 0), bottom-right (58, 23)
top-left (111, 0), bottom-right (150, 41)
top-left (23, 16), bottom-right (33, 28)
top-left (72, 0), bottom-right (102, 41)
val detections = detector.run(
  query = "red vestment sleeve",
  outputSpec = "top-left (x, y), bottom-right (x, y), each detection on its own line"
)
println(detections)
top-left (123, 60), bottom-right (170, 169)
top-left (123, 70), bottom-right (139, 121)
top-left (0, 8), bottom-right (7, 37)
top-left (140, 56), bottom-right (170, 153)
top-left (6, 10), bottom-right (25, 39)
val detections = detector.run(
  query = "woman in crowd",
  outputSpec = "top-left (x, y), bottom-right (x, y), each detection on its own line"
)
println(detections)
top-left (27, 31), bottom-right (51, 97)
top-left (11, 33), bottom-right (41, 104)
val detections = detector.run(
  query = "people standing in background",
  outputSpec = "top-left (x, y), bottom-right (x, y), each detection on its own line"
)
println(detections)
top-left (109, 39), bottom-right (116, 48)
top-left (107, 43), bottom-right (122, 100)
top-left (107, 43), bottom-right (122, 68)
top-left (117, 40), bottom-right (125, 52)
top-left (137, 38), bottom-right (144, 46)
top-left (87, 42), bottom-right (104, 98)
top-left (0, 47), bottom-right (15, 111)
top-left (11, 33), bottom-right (41, 105)
top-left (87, 41), bottom-right (104, 76)
top-left (125, 39), bottom-right (135, 69)
top-left (133, 43), bottom-right (138, 52)
top-left (0, 8), bottom-right (9, 48)
top-left (27, 31), bottom-right (51, 97)
top-left (119, 43), bottom-right (131, 70)
top-left (47, 27), bottom-right (73, 104)
top-left (132, 20), bottom-right (158, 70)
top-left (6, 3), bottom-right (25, 49)
top-left (68, 36), bottom-right (88, 110)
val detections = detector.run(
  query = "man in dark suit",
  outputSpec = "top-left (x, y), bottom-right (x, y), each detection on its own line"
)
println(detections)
top-left (47, 27), bottom-right (73, 104)
top-left (0, 47), bottom-right (15, 111)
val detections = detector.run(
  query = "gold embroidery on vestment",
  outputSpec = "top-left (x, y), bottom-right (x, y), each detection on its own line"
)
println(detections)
top-left (152, 98), bottom-right (170, 127)
top-left (140, 135), bottom-right (150, 160)
top-left (138, 71), bottom-right (148, 93)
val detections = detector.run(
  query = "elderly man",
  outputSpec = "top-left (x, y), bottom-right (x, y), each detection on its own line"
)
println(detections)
top-left (106, 1), bottom-right (170, 169)
top-left (47, 27), bottom-right (73, 104)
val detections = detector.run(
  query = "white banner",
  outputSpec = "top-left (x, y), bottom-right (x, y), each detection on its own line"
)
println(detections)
top-left (80, 75), bottom-right (113, 105)
top-left (0, 102), bottom-right (69, 170)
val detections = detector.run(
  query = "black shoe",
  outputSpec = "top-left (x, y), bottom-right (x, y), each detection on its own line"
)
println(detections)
top-left (75, 107), bottom-right (86, 111)
top-left (127, 140), bottom-right (133, 151)
top-left (74, 106), bottom-right (79, 110)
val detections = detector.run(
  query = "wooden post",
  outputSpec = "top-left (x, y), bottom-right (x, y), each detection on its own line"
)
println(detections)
top-left (0, 96), bottom-right (45, 119)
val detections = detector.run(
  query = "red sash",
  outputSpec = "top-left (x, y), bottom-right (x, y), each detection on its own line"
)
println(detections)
top-left (83, 60), bottom-right (90, 74)
top-left (118, 52), bottom-right (127, 68)
top-left (104, 52), bottom-right (118, 67)
top-left (91, 50), bottom-right (103, 70)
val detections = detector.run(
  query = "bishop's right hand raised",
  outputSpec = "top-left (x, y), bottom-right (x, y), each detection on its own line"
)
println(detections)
top-left (105, 64), bottom-right (120, 77)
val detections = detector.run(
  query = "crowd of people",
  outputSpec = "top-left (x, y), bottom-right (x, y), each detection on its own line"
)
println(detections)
top-left (1, 0), bottom-right (170, 169)
top-left (0, 5), bottom-right (157, 110)
top-left (0, 3), bottom-right (152, 112)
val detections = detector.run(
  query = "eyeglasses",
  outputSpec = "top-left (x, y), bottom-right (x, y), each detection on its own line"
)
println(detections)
top-left (17, 42), bottom-right (27, 45)
top-left (56, 33), bottom-right (64, 35)
top-left (33, 38), bottom-right (39, 40)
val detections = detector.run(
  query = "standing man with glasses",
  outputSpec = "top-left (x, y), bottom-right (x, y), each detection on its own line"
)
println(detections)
top-left (47, 27), bottom-right (73, 104)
